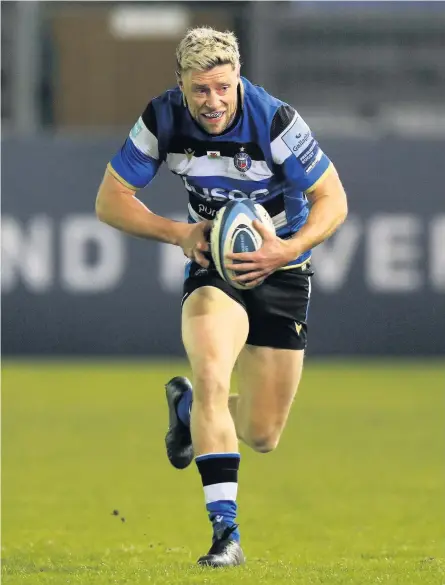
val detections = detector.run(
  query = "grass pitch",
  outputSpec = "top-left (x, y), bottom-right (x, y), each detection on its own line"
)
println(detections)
top-left (2, 360), bottom-right (444, 584)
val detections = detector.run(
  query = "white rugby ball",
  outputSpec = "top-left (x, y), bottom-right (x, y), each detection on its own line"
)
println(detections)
top-left (210, 199), bottom-right (275, 290)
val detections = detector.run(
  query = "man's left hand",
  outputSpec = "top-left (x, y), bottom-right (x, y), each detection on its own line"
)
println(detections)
top-left (225, 220), bottom-right (297, 287)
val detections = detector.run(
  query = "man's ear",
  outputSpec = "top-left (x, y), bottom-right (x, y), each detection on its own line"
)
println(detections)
top-left (178, 80), bottom-right (187, 107)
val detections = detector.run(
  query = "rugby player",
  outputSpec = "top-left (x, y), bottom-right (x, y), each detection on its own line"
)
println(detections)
top-left (96, 26), bottom-right (348, 567)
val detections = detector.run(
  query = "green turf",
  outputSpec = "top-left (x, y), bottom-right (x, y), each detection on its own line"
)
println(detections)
top-left (2, 360), bottom-right (444, 584)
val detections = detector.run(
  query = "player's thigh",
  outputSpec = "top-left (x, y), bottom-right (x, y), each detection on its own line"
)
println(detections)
top-left (235, 265), bottom-right (311, 437)
top-left (182, 286), bottom-right (249, 386)
top-left (235, 345), bottom-right (305, 442)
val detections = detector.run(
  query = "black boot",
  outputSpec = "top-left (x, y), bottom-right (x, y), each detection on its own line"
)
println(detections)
top-left (164, 377), bottom-right (193, 469)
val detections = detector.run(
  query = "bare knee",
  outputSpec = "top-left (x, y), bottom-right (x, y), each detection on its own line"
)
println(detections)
top-left (241, 428), bottom-right (282, 453)
top-left (192, 366), bottom-right (230, 410)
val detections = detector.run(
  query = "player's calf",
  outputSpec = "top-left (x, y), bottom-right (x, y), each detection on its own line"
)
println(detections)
top-left (191, 380), bottom-right (239, 457)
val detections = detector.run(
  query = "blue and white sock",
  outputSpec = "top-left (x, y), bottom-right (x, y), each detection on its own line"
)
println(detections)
top-left (195, 453), bottom-right (241, 542)
top-left (176, 389), bottom-right (193, 427)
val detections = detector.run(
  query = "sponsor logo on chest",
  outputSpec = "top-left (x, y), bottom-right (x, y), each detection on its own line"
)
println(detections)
top-left (182, 177), bottom-right (269, 203)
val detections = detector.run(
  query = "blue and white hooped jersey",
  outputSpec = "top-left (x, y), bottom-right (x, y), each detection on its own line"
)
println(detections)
top-left (108, 77), bottom-right (332, 267)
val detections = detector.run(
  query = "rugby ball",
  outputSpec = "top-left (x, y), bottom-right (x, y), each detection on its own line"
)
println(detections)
top-left (210, 199), bottom-right (275, 290)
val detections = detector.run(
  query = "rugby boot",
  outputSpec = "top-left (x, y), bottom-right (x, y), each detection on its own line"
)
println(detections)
top-left (197, 523), bottom-right (245, 567)
top-left (164, 376), bottom-right (194, 469)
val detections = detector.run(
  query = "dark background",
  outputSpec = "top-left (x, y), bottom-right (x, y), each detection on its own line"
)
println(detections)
top-left (2, 1), bottom-right (444, 357)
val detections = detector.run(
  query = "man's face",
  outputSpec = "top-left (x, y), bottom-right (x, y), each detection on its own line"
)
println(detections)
top-left (179, 64), bottom-right (240, 135)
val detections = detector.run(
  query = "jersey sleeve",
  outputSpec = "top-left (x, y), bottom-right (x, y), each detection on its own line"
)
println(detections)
top-left (107, 102), bottom-right (162, 190)
top-left (270, 104), bottom-right (332, 193)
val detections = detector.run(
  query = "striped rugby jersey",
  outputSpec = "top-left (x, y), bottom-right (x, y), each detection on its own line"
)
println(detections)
top-left (108, 76), bottom-right (332, 267)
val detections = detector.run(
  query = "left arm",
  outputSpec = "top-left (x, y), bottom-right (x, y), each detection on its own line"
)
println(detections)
top-left (226, 166), bottom-right (347, 285)
top-left (226, 103), bottom-right (348, 284)
top-left (285, 164), bottom-right (348, 260)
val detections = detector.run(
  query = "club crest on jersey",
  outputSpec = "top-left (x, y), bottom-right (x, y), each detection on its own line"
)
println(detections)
top-left (233, 147), bottom-right (252, 173)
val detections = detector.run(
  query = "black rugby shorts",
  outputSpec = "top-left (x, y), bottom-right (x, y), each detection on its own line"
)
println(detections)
top-left (182, 260), bottom-right (314, 350)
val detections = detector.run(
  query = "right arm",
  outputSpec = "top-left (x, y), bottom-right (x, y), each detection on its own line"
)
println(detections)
top-left (95, 103), bottom-right (210, 266)
top-left (95, 169), bottom-right (188, 246)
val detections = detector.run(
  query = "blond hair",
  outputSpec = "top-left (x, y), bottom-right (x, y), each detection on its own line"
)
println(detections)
top-left (175, 26), bottom-right (240, 80)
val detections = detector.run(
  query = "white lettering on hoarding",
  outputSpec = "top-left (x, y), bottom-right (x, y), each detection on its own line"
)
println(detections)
top-left (366, 215), bottom-right (422, 293)
top-left (1, 213), bottom-right (444, 296)
top-left (1, 215), bottom-right (53, 293)
top-left (1, 215), bottom-right (126, 294)
top-left (61, 216), bottom-right (125, 293)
